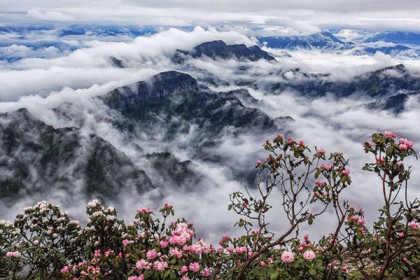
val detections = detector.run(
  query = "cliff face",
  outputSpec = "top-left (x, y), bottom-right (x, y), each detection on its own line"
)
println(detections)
top-left (102, 71), bottom-right (279, 139)
top-left (0, 108), bottom-right (154, 203)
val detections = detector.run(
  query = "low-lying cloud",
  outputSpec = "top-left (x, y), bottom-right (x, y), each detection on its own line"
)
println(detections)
top-left (0, 27), bottom-right (419, 244)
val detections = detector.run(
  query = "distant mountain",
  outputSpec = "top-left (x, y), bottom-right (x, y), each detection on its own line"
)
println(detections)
top-left (356, 45), bottom-right (417, 56)
top-left (59, 25), bottom-right (157, 38)
top-left (258, 30), bottom-right (420, 57)
top-left (0, 108), bottom-right (154, 203)
top-left (258, 32), bottom-right (352, 50)
top-left (364, 32), bottom-right (420, 46)
top-left (174, 40), bottom-right (276, 62)
top-left (266, 64), bottom-right (420, 113)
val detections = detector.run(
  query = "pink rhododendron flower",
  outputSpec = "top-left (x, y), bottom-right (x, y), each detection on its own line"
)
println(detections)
top-left (298, 140), bottom-right (305, 146)
top-left (281, 251), bottom-right (295, 263)
top-left (189, 262), bottom-right (200, 272)
top-left (105, 249), bottom-right (113, 257)
top-left (398, 232), bottom-right (405, 238)
top-left (60, 266), bottom-right (70, 273)
top-left (160, 240), bottom-right (169, 248)
top-left (94, 250), bottom-right (101, 257)
top-left (321, 163), bottom-right (331, 170)
top-left (180, 265), bottom-right (188, 274)
top-left (318, 149), bottom-right (326, 155)
top-left (6, 251), bottom-right (20, 258)
top-left (122, 239), bottom-right (131, 247)
top-left (408, 221), bottom-right (419, 229)
top-left (181, 277), bottom-right (190, 280)
top-left (399, 138), bottom-right (413, 148)
top-left (384, 131), bottom-right (397, 138)
top-left (303, 250), bottom-right (316, 261)
top-left (342, 169), bottom-right (350, 175)
top-left (33, 240), bottom-right (39, 246)
top-left (399, 143), bottom-right (408, 150)
top-left (235, 246), bottom-right (247, 254)
top-left (136, 259), bottom-right (151, 270)
top-left (153, 261), bottom-right (168, 272)
top-left (256, 160), bottom-right (262, 166)
top-left (147, 249), bottom-right (158, 260)
top-left (128, 276), bottom-right (144, 280)
top-left (137, 208), bottom-right (152, 213)
top-left (201, 267), bottom-right (211, 277)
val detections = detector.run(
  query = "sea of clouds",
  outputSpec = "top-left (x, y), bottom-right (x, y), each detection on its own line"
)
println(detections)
top-left (0, 26), bottom-right (419, 243)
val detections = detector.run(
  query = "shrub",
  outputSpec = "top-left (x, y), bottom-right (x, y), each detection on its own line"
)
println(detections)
top-left (0, 131), bottom-right (418, 279)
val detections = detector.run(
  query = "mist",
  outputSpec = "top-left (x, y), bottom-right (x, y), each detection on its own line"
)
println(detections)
top-left (0, 26), bottom-right (419, 244)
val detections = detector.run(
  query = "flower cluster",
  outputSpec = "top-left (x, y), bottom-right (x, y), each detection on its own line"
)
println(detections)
top-left (0, 131), bottom-right (418, 280)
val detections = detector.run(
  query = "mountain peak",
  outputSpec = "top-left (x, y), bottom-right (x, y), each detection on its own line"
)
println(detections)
top-left (103, 71), bottom-right (199, 110)
top-left (174, 40), bottom-right (276, 62)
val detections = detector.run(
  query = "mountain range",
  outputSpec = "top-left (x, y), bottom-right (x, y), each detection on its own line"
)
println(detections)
top-left (1, 40), bottom-right (419, 206)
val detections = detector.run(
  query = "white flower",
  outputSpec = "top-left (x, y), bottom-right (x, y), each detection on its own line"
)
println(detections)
top-left (92, 211), bottom-right (104, 217)
top-left (88, 200), bottom-right (99, 208)
top-left (106, 215), bottom-right (115, 221)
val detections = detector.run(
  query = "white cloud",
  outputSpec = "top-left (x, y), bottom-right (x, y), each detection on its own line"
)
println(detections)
top-left (0, 26), bottom-right (419, 243)
top-left (27, 9), bottom-right (75, 21)
top-left (1, 0), bottom-right (420, 32)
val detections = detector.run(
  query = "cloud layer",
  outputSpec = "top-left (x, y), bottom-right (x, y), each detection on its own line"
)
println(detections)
top-left (2, 0), bottom-right (420, 32)
top-left (0, 26), bottom-right (419, 244)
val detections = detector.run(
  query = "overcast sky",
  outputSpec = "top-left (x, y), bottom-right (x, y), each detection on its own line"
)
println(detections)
top-left (1, 0), bottom-right (420, 32)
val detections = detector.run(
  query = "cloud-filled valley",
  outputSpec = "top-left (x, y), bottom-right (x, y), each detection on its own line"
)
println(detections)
top-left (0, 25), bottom-right (419, 244)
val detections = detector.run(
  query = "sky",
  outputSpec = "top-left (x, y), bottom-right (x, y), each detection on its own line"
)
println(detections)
top-left (2, 0), bottom-right (420, 32)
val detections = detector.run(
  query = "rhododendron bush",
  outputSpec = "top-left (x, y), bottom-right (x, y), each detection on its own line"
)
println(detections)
top-left (0, 131), bottom-right (419, 279)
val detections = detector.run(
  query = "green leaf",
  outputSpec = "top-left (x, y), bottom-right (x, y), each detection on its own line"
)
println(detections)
top-left (308, 216), bottom-right (314, 225)
top-left (386, 146), bottom-right (394, 156)
top-left (309, 268), bottom-right (316, 276)
top-left (270, 270), bottom-right (279, 279)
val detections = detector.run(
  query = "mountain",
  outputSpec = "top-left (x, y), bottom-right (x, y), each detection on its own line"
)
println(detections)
top-left (364, 31), bottom-right (420, 46)
top-left (265, 64), bottom-right (420, 113)
top-left (174, 40), bottom-right (276, 62)
top-left (102, 71), bottom-right (278, 140)
top-left (356, 45), bottom-right (417, 57)
top-left (104, 71), bottom-right (200, 111)
top-left (258, 32), bottom-right (352, 50)
top-left (59, 24), bottom-right (157, 38)
top-left (101, 71), bottom-right (283, 184)
top-left (0, 108), bottom-right (154, 203)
